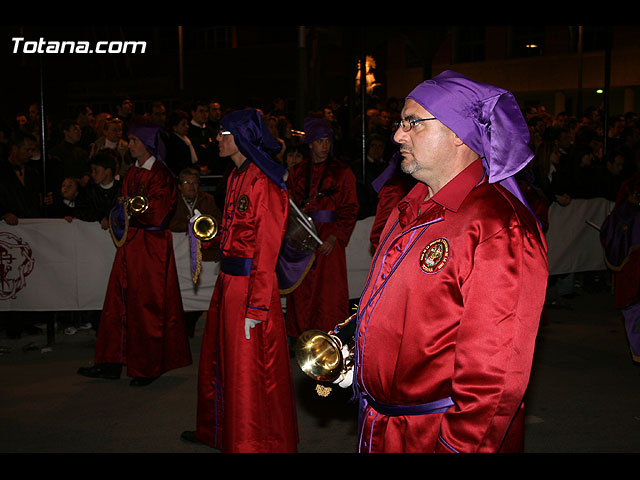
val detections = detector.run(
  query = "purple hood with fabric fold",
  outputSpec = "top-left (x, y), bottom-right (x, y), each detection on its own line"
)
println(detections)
top-left (406, 70), bottom-right (533, 206)
top-left (221, 109), bottom-right (287, 189)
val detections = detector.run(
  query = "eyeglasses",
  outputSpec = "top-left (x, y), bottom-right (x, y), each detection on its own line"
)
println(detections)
top-left (393, 117), bottom-right (437, 132)
top-left (181, 180), bottom-right (199, 185)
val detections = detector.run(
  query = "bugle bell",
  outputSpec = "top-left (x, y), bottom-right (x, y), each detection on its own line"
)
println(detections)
top-left (192, 213), bottom-right (218, 241)
top-left (127, 195), bottom-right (149, 214)
top-left (294, 314), bottom-right (356, 396)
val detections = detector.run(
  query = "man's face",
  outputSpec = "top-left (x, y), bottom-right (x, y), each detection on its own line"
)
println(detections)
top-left (209, 103), bottom-right (221, 121)
top-left (65, 124), bottom-right (82, 144)
top-left (128, 135), bottom-right (148, 160)
top-left (323, 108), bottom-right (335, 123)
top-left (78, 107), bottom-right (94, 127)
top-left (310, 137), bottom-right (331, 163)
top-left (368, 140), bottom-right (385, 162)
top-left (192, 105), bottom-right (209, 125)
top-left (556, 114), bottom-right (568, 128)
top-left (150, 104), bottom-right (166, 127)
top-left (178, 174), bottom-right (199, 200)
top-left (120, 99), bottom-right (133, 115)
top-left (104, 122), bottom-right (123, 143)
top-left (11, 139), bottom-right (37, 165)
top-left (217, 130), bottom-right (239, 159)
top-left (393, 99), bottom-right (458, 184)
top-left (28, 104), bottom-right (40, 121)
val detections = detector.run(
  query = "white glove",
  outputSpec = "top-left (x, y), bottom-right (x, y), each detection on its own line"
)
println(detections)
top-left (189, 209), bottom-right (202, 224)
top-left (244, 317), bottom-right (262, 340)
top-left (333, 369), bottom-right (353, 389)
top-left (331, 343), bottom-right (353, 388)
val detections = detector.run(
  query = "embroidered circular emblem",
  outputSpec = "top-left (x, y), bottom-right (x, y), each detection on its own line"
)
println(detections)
top-left (0, 231), bottom-right (35, 300)
top-left (419, 238), bottom-right (449, 274)
top-left (237, 195), bottom-right (249, 212)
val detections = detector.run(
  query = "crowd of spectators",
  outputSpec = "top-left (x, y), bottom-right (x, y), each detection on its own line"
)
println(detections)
top-left (516, 105), bottom-right (640, 232)
top-left (2, 92), bottom-right (640, 337)
top-left (0, 95), bottom-right (407, 228)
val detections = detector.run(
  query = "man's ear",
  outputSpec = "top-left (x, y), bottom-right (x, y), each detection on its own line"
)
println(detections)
top-left (452, 132), bottom-right (465, 147)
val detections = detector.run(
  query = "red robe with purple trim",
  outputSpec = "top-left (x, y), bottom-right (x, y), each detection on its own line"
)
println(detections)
top-left (356, 159), bottom-right (548, 453)
top-left (95, 158), bottom-right (192, 378)
top-left (285, 158), bottom-right (359, 337)
top-left (195, 161), bottom-right (298, 453)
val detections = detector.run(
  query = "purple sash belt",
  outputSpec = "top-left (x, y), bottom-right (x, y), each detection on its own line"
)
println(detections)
top-left (365, 395), bottom-right (454, 416)
top-left (129, 219), bottom-right (169, 231)
top-left (221, 256), bottom-right (252, 277)
top-left (309, 209), bottom-right (336, 223)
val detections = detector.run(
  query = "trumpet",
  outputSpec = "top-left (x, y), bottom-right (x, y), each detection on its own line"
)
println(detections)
top-left (295, 314), bottom-right (356, 397)
top-left (192, 213), bottom-right (219, 241)
top-left (126, 195), bottom-right (149, 214)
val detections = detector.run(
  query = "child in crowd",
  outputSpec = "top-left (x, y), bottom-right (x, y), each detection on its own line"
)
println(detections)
top-left (74, 148), bottom-right (121, 229)
top-left (46, 176), bottom-right (79, 221)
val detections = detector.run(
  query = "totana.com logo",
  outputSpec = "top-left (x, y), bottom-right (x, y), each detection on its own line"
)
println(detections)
top-left (11, 37), bottom-right (147, 54)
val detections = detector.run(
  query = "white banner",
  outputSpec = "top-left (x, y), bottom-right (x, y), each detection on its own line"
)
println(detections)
top-left (0, 219), bottom-right (218, 312)
top-left (0, 198), bottom-right (614, 311)
top-left (346, 216), bottom-right (375, 299)
top-left (546, 197), bottom-right (614, 276)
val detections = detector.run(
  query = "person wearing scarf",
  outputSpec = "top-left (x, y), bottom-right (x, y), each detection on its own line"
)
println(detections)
top-left (183, 109), bottom-right (298, 453)
top-left (340, 70), bottom-right (548, 453)
top-left (284, 117), bottom-right (359, 339)
top-left (78, 123), bottom-right (192, 387)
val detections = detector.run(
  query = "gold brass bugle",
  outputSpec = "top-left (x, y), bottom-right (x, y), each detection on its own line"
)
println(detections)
top-left (127, 195), bottom-right (149, 214)
top-left (295, 326), bottom-right (355, 385)
top-left (192, 214), bottom-right (219, 241)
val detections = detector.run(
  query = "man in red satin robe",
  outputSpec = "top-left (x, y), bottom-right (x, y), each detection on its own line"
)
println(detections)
top-left (337, 71), bottom-right (548, 453)
top-left (285, 117), bottom-right (359, 338)
top-left (182, 109), bottom-right (298, 453)
top-left (78, 123), bottom-right (192, 386)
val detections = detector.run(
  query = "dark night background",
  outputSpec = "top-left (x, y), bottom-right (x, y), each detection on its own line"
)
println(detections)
top-left (2, 25), bottom-right (639, 155)
top-left (2, 25), bottom-right (437, 129)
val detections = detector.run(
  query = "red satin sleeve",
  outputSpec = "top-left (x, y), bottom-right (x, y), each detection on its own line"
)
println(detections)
top-left (244, 175), bottom-right (288, 322)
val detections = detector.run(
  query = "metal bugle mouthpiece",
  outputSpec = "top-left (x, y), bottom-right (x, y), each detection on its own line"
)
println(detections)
top-left (192, 214), bottom-right (219, 241)
top-left (127, 195), bottom-right (149, 214)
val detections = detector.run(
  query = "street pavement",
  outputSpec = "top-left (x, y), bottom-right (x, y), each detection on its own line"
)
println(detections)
top-left (1, 275), bottom-right (639, 454)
